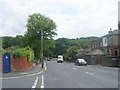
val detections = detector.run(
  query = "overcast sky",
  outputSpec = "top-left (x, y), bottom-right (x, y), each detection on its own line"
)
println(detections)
top-left (0, 0), bottom-right (119, 39)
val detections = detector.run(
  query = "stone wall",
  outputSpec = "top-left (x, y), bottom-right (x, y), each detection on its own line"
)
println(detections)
top-left (102, 56), bottom-right (120, 67)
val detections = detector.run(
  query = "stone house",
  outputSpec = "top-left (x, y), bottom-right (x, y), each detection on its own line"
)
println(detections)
top-left (90, 29), bottom-right (120, 66)
top-left (77, 29), bottom-right (120, 67)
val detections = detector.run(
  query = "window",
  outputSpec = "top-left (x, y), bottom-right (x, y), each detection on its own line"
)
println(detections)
top-left (115, 48), bottom-right (119, 56)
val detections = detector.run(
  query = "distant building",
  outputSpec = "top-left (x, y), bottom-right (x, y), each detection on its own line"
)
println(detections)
top-left (91, 38), bottom-right (103, 50)
top-left (91, 29), bottom-right (120, 56)
top-left (77, 29), bottom-right (120, 66)
top-left (90, 29), bottom-right (120, 66)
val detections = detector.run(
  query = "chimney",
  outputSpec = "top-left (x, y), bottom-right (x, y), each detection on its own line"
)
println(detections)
top-left (109, 28), bottom-right (112, 33)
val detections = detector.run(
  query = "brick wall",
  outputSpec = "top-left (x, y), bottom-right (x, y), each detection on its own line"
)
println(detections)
top-left (10, 55), bottom-right (33, 72)
top-left (0, 54), bottom-right (2, 72)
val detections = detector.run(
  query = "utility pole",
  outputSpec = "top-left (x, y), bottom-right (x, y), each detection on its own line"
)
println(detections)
top-left (41, 29), bottom-right (44, 68)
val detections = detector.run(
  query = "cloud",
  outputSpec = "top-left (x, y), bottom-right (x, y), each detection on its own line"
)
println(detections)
top-left (0, 0), bottom-right (119, 38)
top-left (0, 0), bottom-right (28, 36)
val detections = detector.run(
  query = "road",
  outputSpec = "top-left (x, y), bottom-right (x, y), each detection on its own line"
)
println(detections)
top-left (44, 61), bottom-right (118, 88)
top-left (2, 60), bottom-right (118, 89)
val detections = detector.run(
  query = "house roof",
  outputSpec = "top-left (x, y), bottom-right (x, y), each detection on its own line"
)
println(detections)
top-left (76, 47), bottom-right (91, 57)
top-left (86, 49), bottom-right (104, 55)
top-left (104, 30), bottom-right (120, 37)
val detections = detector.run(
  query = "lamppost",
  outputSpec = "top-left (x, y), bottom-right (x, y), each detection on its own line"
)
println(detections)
top-left (41, 29), bottom-right (44, 68)
top-left (37, 30), bottom-right (44, 68)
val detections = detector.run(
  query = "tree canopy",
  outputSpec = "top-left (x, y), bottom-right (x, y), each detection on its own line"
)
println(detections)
top-left (65, 46), bottom-right (80, 62)
top-left (51, 37), bottom-right (97, 58)
top-left (23, 13), bottom-right (57, 59)
top-left (2, 35), bottom-right (23, 49)
top-left (2, 13), bottom-right (98, 62)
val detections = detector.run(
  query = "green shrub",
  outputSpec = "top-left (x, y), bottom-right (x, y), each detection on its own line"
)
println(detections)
top-left (6, 46), bottom-right (34, 63)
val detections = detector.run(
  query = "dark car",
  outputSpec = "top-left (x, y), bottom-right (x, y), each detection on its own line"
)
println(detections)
top-left (47, 57), bottom-right (51, 61)
top-left (75, 59), bottom-right (87, 66)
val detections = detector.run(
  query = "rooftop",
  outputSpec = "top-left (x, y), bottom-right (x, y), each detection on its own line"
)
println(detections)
top-left (104, 29), bottom-right (120, 37)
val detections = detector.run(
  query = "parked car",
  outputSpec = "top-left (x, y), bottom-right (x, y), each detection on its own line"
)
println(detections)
top-left (57, 55), bottom-right (63, 63)
top-left (75, 59), bottom-right (87, 66)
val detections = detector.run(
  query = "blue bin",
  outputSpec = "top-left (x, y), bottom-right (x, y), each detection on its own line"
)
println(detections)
top-left (3, 53), bottom-right (11, 73)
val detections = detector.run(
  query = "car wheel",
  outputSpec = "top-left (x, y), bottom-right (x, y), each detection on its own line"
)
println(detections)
top-left (77, 63), bottom-right (79, 66)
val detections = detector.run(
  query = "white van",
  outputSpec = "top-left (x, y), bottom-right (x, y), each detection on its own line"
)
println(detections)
top-left (57, 55), bottom-right (63, 63)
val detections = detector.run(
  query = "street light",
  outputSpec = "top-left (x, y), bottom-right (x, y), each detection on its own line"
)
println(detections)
top-left (37, 30), bottom-right (44, 68)
top-left (41, 29), bottom-right (44, 68)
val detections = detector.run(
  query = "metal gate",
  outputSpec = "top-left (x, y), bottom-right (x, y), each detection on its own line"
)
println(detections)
top-left (3, 53), bottom-right (11, 73)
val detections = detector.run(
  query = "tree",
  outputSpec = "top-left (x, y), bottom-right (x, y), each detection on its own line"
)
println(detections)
top-left (2, 35), bottom-right (23, 49)
top-left (65, 46), bottom-right (80, 62)
top-left (23, 13), bottom-right (57, 59)
top-left (2, 36), bottom-right (12, 49)
top-left (69, 38), bottom-right (91, 49)
top-left (43, 39), bottom-right (55, 58)
top-left (52, 37), bottom-right (90, 58)
top-left (51, 38), bottom-right (70, 57)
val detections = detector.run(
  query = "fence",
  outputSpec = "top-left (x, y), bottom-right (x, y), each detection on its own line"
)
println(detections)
top-left (84, 55), bottom-right (120, 67)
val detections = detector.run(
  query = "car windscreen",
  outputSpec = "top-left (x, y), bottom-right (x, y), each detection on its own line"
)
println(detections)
top-left (58, 57), bottom-right (62, 59)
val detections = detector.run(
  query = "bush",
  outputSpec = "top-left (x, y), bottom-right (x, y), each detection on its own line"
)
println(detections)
top-left (4, 46), bottom-right (34, 63)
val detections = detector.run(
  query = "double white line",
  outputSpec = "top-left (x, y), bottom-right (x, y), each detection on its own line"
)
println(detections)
top-left (32, 77), bottom-right (39, 88)
top-left (32, 75), bottom-right (44, 89)
top-left (31, 62), bottom-right (47, 89)
top-left (41, 75), bottom-right (44, 88)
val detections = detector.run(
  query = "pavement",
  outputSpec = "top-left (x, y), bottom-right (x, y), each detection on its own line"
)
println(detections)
top-left (2, 63), bottom-right (43, 78)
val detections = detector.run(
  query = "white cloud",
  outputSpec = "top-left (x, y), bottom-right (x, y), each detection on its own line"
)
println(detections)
top-left (0, 0), bottom-right (119, 38)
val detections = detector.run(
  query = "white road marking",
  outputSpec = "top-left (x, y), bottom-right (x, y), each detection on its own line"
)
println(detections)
top-left (44, 62), bottom-right (47, 70)
top-left (73, 67), bottom-right (77, 70)
top-left (86, 72), bottom-right (95, 75)
top-left (32, 85), bottom-right (36, 88)
top-left (40, 75), bottom-right (44, 88)
top-left (0, 71), bottom-right (43, 80)
top-left (20, 72), bottom-right (28, 74)
top-left (32, 77), bottom-right (39, 88)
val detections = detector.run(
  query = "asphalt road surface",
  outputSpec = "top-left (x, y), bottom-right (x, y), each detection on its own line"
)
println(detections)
top-left (2, 60), bottom-right (119, 89)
